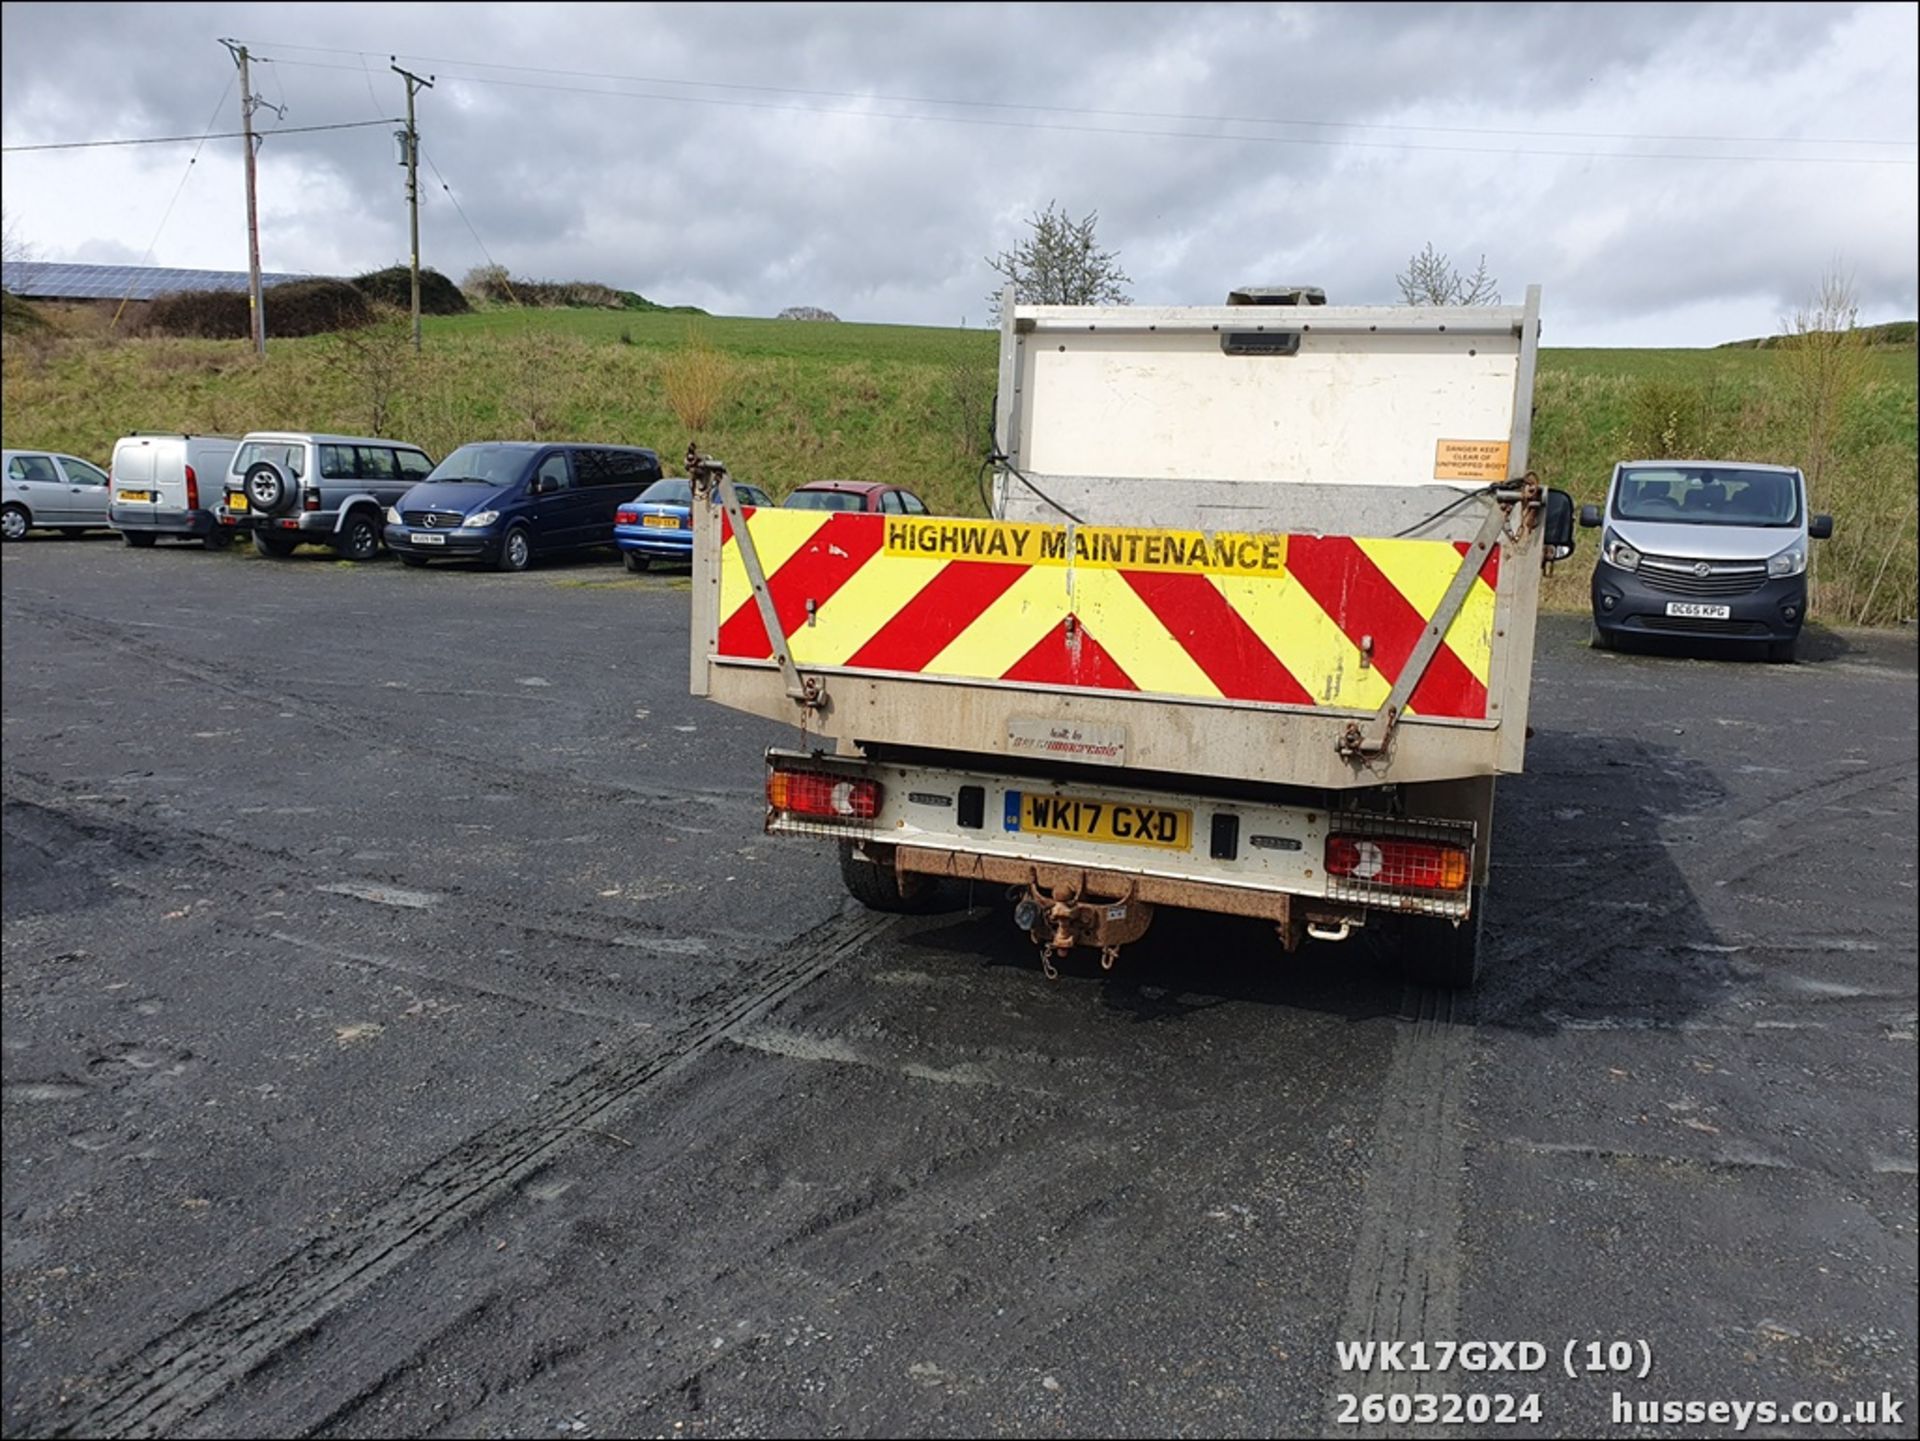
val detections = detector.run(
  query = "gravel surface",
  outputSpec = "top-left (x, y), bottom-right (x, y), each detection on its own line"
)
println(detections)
top-left (3, 536), bottom-right (1914, 1438)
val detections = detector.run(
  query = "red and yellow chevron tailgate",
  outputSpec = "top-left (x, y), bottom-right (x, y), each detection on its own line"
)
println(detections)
top-left (716, 512), bottom-right (1501, 719)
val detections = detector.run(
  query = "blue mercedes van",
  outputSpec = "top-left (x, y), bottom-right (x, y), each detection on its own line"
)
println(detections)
top-left (385, 442), bottom-right (662, 572)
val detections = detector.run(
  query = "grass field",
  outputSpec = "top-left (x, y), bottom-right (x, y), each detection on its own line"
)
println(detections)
top-left (4, 305), bottom-right (1914, 623)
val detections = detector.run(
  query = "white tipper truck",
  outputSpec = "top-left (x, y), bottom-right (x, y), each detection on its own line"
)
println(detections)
top-left (687, 286), bottom-right (1575, 987)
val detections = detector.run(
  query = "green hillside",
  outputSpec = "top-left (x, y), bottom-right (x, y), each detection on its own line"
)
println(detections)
top-left (3, 308), bottom-right (1913, 624)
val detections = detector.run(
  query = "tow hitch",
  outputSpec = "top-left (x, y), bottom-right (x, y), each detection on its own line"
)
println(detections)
top-left (1011, 871), bottom-right (1155, 978)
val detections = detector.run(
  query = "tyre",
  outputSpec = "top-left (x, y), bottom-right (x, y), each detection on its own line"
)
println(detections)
top-left (334, 510), bottom-right (381, 562)
top-left (838, 841), bottom-right (946, 914)
top-left (243, 461), bottom-right (294, 515)
top-left (254, 533), bottom-right (298, 558)
top-left (1766, 637), bottom-right (1797, 664)
top-left (0, 504), bottom-right (29, 542)
top-left (399, 553), bottom-right (429, 568)
top-left (124, 531), bottom-right (157, 548)
top-left (1396, 889), bottom-right (1484, 990)
top-left (1588, 621), bottom-right (1616, 651)
top-left (494, 525), bottom-right (533, 573)
top-left (204, 528), bottom-right (234, 550)
top-left (623, 552), bottom-right (651, 573)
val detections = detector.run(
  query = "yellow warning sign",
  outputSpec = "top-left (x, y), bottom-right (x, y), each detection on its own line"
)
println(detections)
top-left (883, 517), bottom-right (1289, 578)
top-left (1435, 439), bottom-right (1511, 482)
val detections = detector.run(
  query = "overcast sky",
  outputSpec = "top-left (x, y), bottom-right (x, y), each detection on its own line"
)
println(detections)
top-left (3, 2), bottom-right (1915, 345)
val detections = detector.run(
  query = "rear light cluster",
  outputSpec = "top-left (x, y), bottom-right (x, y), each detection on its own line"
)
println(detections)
top-left (1326, 834), bottom-right (1469, 892)
top-left (767, 769), bottom-right (881, 820)
top-left (184, 465), bottom-right (198, 511)
top-left (615, 509), bottom-right (639, 525)
top-left (303, 487), bottom-right (321, 511)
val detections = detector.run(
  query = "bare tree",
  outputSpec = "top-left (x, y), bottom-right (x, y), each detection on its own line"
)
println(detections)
top-left (322, 309), bottom-right (413, 437)
top-left (987, 202), bottom-right (1131, 317)
top-left (1778, 261), bottom-right (1874, 618)
top-left (1779, 261), bottom-right (1871, 501)
top-left (2, 210), bottom-right (41, 290)
top-left (1396, 242), bottom-right (1499, 306)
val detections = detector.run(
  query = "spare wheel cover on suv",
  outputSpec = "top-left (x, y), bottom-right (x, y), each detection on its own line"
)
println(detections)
top-left (245, 460), bottom-right (294, 514)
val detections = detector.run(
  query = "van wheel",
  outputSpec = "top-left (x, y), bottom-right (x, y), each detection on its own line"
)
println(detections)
top-left (0, 504), bottom-right (29, 541)
top-left (124, 532), bottom-right (157, 549)
top-left (1589, 622), bottom-right (1616, 651)
top-left (838, 842), bottom-right (945, 914)
top-left (1766, 637), bottom-right (1797, 664)
top-left (335, 511), bottom-right (381, 562)
top-left (1396, 890), bottom-right (1483, 990)
top-left (254, 533), bottom-right (297, 558)
top-left (623, 552), bottom-right (651, 573)
top-left (204, 529), bottom-right (234, 550)
top-left (399, 553), bottom-right (429, 568)
top-left (495, 525), bottom-right (533, 573)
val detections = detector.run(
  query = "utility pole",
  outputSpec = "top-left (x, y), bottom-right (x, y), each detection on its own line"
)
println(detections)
top-left (391, 59), bottom-right (434, 352)
top-left (219, 39), bottom-right (267, 356)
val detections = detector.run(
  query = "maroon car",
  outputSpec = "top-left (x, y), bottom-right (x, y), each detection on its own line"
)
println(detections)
top-left (783, 480), bottom-right (930, 515)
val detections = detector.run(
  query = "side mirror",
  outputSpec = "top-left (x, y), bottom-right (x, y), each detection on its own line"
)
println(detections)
top-left (1809, 513), bottom-right (1833, 540)
top-left (1578, 503), bottom-right (1602, 529)
top-left (530, 476), bottom-right (554, 497)
top-left (1542, 488), bottom-right (1577, 562)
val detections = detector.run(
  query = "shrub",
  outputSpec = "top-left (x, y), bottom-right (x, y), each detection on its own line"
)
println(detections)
top-left (2, 291), bottom-right (46, 335)
top-left (141, 279), bottom-right (374, 339)
top-left (458, 264), bottom-right (678, 312)
top-left (352, 265), bottom-right (469, 315)
top-left (660, 329), bottom-right (733, 435)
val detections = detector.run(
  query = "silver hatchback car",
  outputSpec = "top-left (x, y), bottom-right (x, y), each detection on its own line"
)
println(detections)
top-left (3, 448), bottom-right (113, 539)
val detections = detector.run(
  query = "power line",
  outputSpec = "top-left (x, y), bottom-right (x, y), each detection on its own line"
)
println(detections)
top-left (246, 54), bottom-right (1918, 167)
top-left (247, 38), bottom-right (1918, 151)
top-left (110, 72), bottom-right (237, 332)
top-left (418, 144), bottom-right (517, 303)
top-left (2, 117), bottom-right (403, 153)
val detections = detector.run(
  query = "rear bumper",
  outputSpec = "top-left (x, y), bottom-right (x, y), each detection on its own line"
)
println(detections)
top-left (110, 506), bottom-right (215, 537)
top-left (1592, 565), bottom-right (1806, 643)
top-left (764, 748), bottom-right (1476, 922)
top-left (615, 522), bottom-right (692, 558)
top-left (385, 523), bottom-right (499, 560)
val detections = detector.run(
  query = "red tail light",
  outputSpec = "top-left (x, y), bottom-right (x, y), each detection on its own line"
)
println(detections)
top-left (616, 509), bottom-right (639, 525)
top-left (1326, 835), bottom-right (1470, 892)
top-left (303, 487), bottom-right (320, 511)
top-left (184, 465), bottom-right (198, 511)
top-left (767, 770), bottom-right (880, 820)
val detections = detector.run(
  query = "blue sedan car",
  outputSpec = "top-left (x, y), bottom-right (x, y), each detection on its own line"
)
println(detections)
top-left (614, 476), bottom-right (772, 571)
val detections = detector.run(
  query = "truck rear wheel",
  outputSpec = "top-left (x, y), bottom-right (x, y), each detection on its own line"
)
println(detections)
top-left (1396, 889), bottom-right (1483, 990)
top-left (838, 842), bottom-right (944, 914)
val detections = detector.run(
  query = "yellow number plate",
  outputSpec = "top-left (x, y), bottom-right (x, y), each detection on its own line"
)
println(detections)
top-left (227, 492), bottom-right (249, 511)
top-left (117, 490), bottom-right (153, 503)
top-left (1010, 791), bottom-right (1191, 850)
top-left (641, 514), bottom-right (679, 529)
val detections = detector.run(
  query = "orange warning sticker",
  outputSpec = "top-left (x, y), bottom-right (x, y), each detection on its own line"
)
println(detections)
top-left (1435, 439), bottom-right (1511, 481)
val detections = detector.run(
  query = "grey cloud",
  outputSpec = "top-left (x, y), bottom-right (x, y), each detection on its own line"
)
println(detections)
top-left (3, 2), bottom-right (1913, 342)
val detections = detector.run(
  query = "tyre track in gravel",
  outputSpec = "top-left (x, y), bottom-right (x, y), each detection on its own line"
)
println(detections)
top-left (4, 767), bottom-right (757, 963)
top-left (31, 906), bottom-right (906, 1440)
top-left (1329, 749), bottom-right (1915, 1436)
top-left (1479, 749), bottom-right (1917, 1024)
top-left (2, 592), bottom-right (757, 815)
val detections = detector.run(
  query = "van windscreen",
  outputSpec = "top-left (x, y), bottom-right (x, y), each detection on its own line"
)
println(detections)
top-left (427, 445), bottom-right (532, 485)
top-left (1612, 466), bottom-right (1800, 527)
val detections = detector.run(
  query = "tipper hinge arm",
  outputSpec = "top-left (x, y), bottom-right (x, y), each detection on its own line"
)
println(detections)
top-left (1337, 480), bottom-right (1535, 760)
top-left (689, 445), bottom-right (826, 712)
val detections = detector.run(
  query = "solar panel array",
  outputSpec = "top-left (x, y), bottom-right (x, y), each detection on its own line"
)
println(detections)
top-left (1, 261), bottom-right (318, 301)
